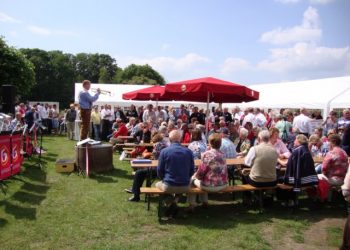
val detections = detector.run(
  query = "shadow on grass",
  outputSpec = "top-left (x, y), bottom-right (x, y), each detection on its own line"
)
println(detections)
top-left (89, 168), bottom-right (133, 183)
top-left (154, 195), bottom-right (347, 229)
top-left (0, 163), bottom-right (49, 220)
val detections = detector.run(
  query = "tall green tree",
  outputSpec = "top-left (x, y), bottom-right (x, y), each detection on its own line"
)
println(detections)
top-left (21, 49), bottom-right (75, 107)
top-left (115, 64), bottom-right (165, 85)
top-left (0, 37), bottom-right (35, 99)
top-left (74, 53), bottom-right (119, 83)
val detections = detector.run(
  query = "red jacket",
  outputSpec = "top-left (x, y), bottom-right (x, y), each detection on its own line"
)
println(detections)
top-left (113, 124), bottom-right (128, 138)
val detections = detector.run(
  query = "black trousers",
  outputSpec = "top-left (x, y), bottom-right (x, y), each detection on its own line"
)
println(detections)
top-left (131, 169), bottom-right (157, 197)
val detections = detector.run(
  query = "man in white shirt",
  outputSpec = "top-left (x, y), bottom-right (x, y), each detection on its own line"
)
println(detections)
top-left (142, 104), bottom-right (156, 124)
top-left (242, 107), bottom-right (256, 127)
top-left (255, 108), bottom-right (267, 128)
top-left (155, 106), bottom-right (168, 122)
top-left (293, 107), bottom-right (312, 137)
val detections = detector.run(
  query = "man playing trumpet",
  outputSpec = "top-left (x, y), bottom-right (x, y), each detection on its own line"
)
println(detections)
top-left (78, 80), bottom-right (100, 140)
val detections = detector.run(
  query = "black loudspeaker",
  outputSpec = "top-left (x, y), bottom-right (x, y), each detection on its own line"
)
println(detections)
top-left (1, 85), bottom-right (16, 114)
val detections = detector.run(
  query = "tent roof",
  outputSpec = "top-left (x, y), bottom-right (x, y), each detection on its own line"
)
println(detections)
top-left (225, 76), bottom-right (350, 110)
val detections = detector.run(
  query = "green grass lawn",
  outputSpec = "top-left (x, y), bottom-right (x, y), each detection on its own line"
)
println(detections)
top-left (0, 135), bottom-right (346, 249)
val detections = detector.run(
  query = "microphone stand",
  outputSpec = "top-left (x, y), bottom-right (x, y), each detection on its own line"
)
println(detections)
top-left (32, 125), bottom-right (45, 169)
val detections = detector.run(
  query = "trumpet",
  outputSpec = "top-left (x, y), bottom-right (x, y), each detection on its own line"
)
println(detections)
top-left (91, 88), bottom-right (112, 96)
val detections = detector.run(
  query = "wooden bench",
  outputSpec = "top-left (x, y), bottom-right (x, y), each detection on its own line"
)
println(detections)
top-left (140, 184), bottom-right (295, 219)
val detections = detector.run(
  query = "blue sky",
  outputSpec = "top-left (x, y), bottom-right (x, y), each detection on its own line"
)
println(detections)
top-left (1, 0), bottom-right (350, 85)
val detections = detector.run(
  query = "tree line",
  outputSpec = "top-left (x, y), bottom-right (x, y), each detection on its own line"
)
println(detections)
top-left (0, 37), bottom-right (165, 109)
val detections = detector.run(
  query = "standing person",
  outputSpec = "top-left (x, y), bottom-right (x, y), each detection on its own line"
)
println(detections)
top-left (337, 109), bottom-right (350, 133)
top-left (78, 80), bottom-right (100, 140)
top-left (223, 107), bottom-right (233, 124)
top-left (90, 106), bottom-right (101, 140)
top-left (293, 107), bottom-right (312, 137)
top-left (341, 162), bottom-right (350, 250)
top-left (65, 104), bottom-right (77, 140)
top-left (323, 110), bottom-right (338, 136)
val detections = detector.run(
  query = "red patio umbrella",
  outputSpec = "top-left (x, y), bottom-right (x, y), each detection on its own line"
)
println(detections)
top-left (163, 77), bottom-right (259, 103)
top-left (122, 85), bottom-right (166, 101)
top-left (163, 77), bottom-right (259, 135)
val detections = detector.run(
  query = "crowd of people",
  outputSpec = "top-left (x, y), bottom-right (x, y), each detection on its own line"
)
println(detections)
top-left (0, 102), bottom-right (62, 134)
top-left (1, 100), bottom-right (350, 247)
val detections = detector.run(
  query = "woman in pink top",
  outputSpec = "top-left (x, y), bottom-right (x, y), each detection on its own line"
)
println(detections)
top-left (269, 127), bottom-right (291, 160)
top-left (187, 133), bottom-right (228, 211)
top-left (321, 134), bottom-right (349, 185)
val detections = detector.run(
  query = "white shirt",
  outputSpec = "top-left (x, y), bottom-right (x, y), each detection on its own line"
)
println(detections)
top-left (156, 109), bottom-right (168, 122)
top-left (244, 146), bottom-right (256, 167)
top-left (38, 105), bottom-right (48, 119)
top-left (143, 110), bottom-right (156, 123)
top-left (255, 113), bottom-right (267, 127)
top-left (242, 112), bottom-right (256, 127)
top-left (293, 114), bottom-right (311, 134)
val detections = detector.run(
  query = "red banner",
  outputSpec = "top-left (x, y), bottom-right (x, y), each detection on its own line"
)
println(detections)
top-left (0, 133), bottom-right (11, 180)
top-left (11, 132), bottom-right (23, 175)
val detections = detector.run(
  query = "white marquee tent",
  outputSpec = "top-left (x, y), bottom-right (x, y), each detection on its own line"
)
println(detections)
top-left (75, 76), bottom-right (350, 115)
top-left (224, 76), bottom-right (350, 116)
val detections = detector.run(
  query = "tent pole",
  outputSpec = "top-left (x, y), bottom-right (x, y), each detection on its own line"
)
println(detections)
top-left (205, 92), bottom-right (210, 138)
top-left (324, 86), bottom-right (350, 118)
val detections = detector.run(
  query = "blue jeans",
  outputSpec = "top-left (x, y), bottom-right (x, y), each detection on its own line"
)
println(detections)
top-left (93, 124), bottom-right (101, 140)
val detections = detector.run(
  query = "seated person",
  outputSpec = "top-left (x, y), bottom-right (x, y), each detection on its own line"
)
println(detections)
top-left (156, 130), bottom-right (195, 217)
top-left (283, 134), bottom-right (319, 192)
top-left (220, 127), bottom-right (237, 159)
top-left (234, 128), bottom-right (251, 157)
top-left (125, 117), bottom-right (137, 135)
top-left (127, 133), bottom-right (169, 202)
top-left (319, 134), bottom-right (349, 186)
top-left (244, 130), bottom-right (278, 187)
top-left (180, 123), bottom-right (191, 143)
top-left (187, 128), bottom-right (207, 160)
top-left (269, 127), bottom-right (291, 168)
top-left (130, 122), bottom-right (152, 158)
top-left (109, 118), bottom-right (128, 147)
top-left (188, 133), bottom-right (228, 210)
top-left (308, 134), bottom-right (323, 157)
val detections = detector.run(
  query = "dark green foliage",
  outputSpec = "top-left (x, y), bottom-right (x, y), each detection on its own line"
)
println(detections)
top-left (1, 37), bottom-right (166, 109)
top-left (115, 64), bottom-right (165, 85)
top-left (0, 37), bottom-right (35, 98)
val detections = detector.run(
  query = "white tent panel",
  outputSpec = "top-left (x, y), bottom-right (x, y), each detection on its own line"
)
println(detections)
top-left (224, 76), bottom-right (350, 113)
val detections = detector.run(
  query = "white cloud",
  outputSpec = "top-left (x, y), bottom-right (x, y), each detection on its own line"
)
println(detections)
top-left (275, 0), bottom-right (334, 4)
top-left (118, 53), bottom-right (211, 81)
top-left (220, 57), bottom-right (251, 75)
top-left (0, 12), bottom-right (21, 23)
top-left (119, 53), bottom-right (210, 71)
top-left (27, 25), bottom-right (78, 37)
top-left (260, 7), bottom-right (321, 45)
top-left (161, 43), bottom-right (171, 51)
top-left (257, 42), bottom-right (350, 77)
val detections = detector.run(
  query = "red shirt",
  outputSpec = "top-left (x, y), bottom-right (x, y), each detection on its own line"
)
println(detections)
top-left (113, 124), bottom-right (128, 138)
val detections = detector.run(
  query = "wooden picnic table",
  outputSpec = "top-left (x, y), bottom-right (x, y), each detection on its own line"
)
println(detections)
top-left (130, 157), bottom-right (246, 169)
top-left (115, 142), bottom-right (191, 148)
top-left (116, 135), bottom-right (134, 141)
top-left (130, 157), bottom-right (247, 187)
